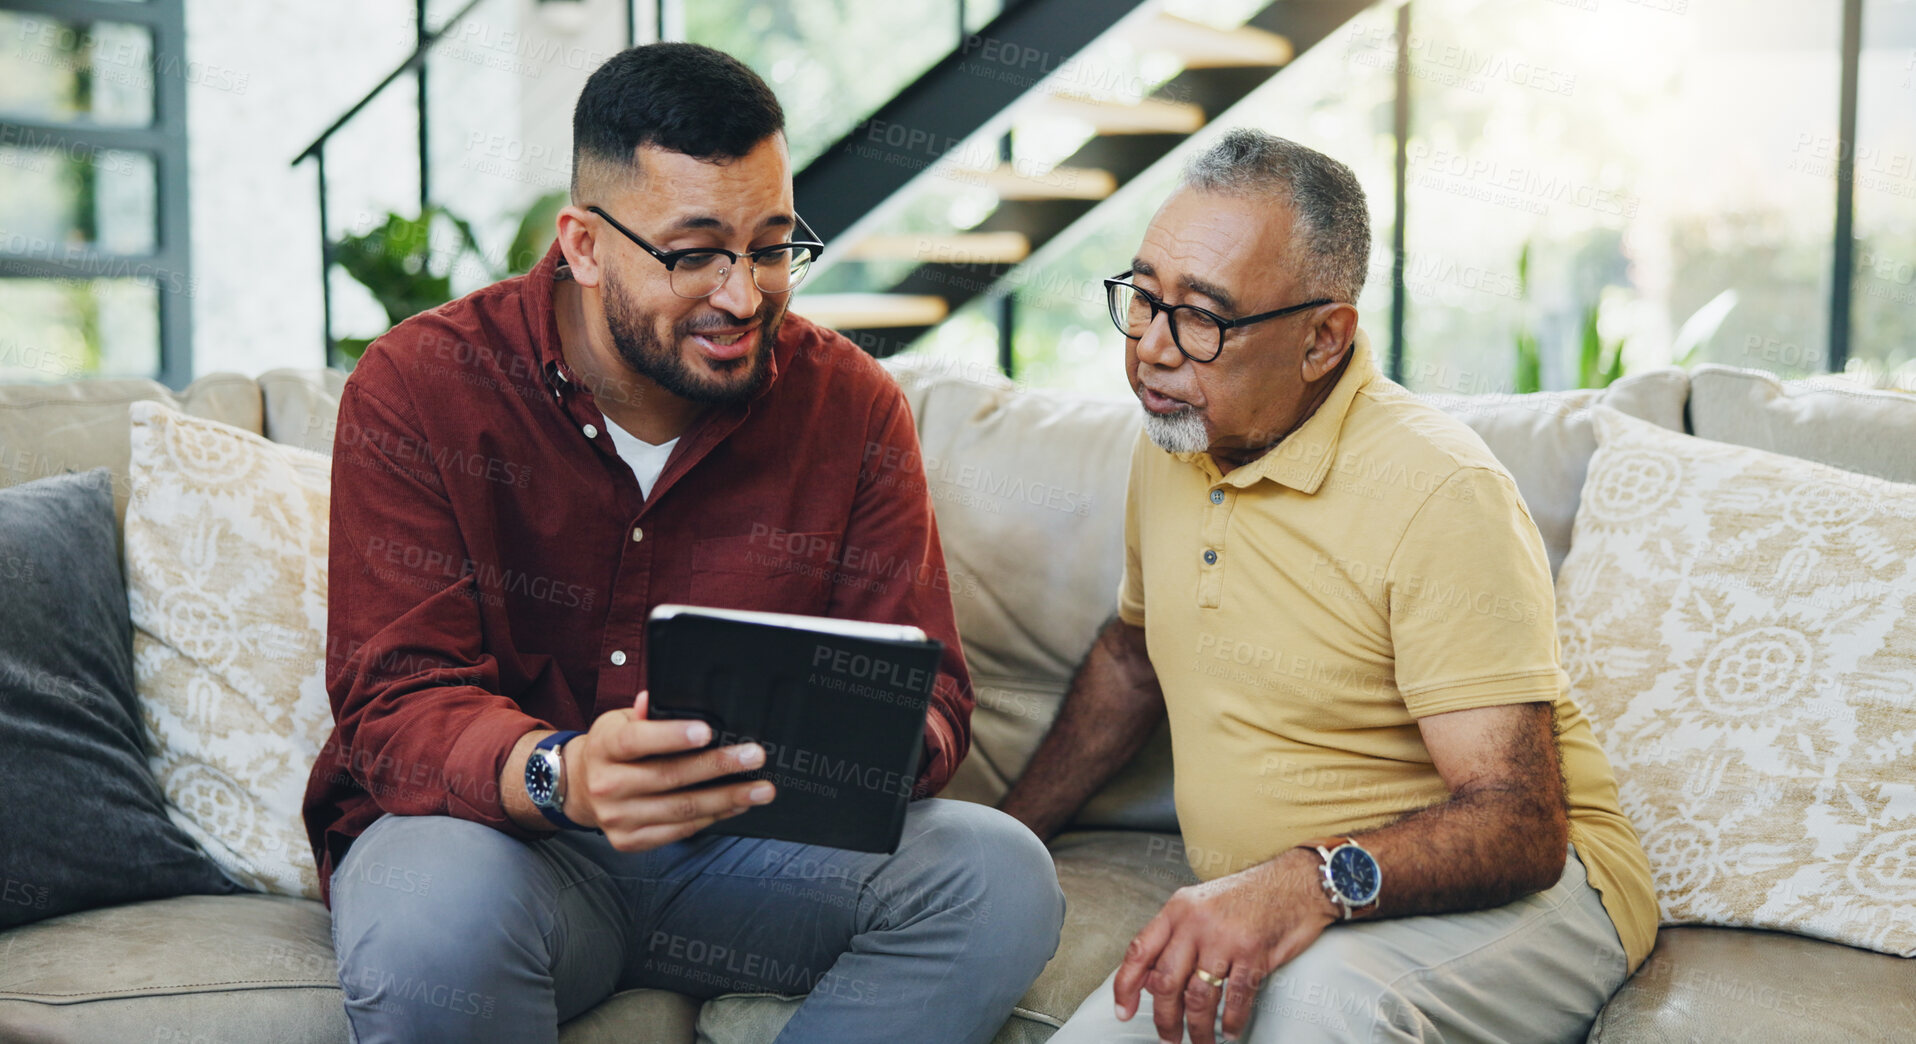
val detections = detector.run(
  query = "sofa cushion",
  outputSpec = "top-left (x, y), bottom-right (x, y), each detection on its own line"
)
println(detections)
top-left (0, 893), bottom-right (347, 1043)
top-left (1586, 926), bottom-right (1916, 1043)
top-left (693, 830), bottom-right (1191, 1044)
top-left (1012, 830), bottom-right (1198, 1027)
top-left (126, 402), bottom-right (335, 898)
top-left (259, 368), bottom-right (346, 456)
top-left (1689, 364), bottom-right (1916, 484)
top-left (0, 470), bottom-right (236, 928)
top-left (1558, 407), bottom-right (1916, 956)
top-left (0, 893), bottom-right (698, 1043)
top-left (559, 990), bottom-right (702, 1043)
top-left (1421, 367), bottom-right (1688, 576)
top-left (0, 373), bottom-right (262, 532)
top-left (883, 357), bottom-right (1176, 831)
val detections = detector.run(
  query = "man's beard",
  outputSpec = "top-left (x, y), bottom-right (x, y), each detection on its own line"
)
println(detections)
top-left (602, 269), bottom-right (783, 406)
top-left (1142, 405), bottom-right (1209, 453)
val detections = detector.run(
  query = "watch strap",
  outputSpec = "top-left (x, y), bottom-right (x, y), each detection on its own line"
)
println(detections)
top-left (531, 731), bottom-right (595, 832)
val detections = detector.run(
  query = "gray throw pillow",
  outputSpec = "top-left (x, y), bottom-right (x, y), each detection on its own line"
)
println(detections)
top-left (0, 469), bottom-right (235, 926)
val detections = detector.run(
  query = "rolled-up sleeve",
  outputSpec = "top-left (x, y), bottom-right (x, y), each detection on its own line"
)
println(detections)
top-left (322, 354), bottom-right (552, 839)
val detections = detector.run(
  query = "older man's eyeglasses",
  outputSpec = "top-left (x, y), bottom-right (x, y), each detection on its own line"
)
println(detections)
top-left (588, 205), bottom-right (825, 300)
top-left (1103, 272), bottom-right (1332, 363)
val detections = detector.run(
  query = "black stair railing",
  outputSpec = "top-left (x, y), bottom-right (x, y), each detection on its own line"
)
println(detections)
top-left (824, 0), bottom-right (1376, 358)
top-left (792, 0), bottom-right (1148, 244)
top-left (291, 0), bottom-right (641, 366)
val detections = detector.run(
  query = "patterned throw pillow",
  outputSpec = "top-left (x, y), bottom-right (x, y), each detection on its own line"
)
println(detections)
top-left (1556, 407), bottom-right (1916, 956)
top-left (124, 400), bottom-right (333, 898)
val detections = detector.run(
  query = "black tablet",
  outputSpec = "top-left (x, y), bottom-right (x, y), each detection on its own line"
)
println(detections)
top-left (644, 604), bottom-right (944, 853)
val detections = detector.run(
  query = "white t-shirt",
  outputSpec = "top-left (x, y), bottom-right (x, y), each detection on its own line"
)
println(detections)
top-left (603, 418), bottom-right (678, 499)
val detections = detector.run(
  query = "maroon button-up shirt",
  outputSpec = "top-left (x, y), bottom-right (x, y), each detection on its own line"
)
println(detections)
top-left (302, 243), bottom-right (973, 906)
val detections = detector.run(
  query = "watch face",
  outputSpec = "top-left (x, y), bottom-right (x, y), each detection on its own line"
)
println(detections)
top-left (1328, 845), bottom-right (1381, 906)
top-left (525, 752), bottom-right (556, 807)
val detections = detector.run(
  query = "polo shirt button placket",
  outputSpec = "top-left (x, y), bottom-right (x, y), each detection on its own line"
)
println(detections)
top-left (1203, 549), bottom-right (1218, 565)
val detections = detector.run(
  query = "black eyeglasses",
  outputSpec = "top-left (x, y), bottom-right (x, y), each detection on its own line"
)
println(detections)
top-left (1103, 271), bottom-right (1333, 363)
top-left (587, 205), bottom-right (825, 300)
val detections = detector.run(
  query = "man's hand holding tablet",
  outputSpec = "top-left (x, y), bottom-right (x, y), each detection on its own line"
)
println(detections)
top-left (556, 690), bottom-right (779, 851)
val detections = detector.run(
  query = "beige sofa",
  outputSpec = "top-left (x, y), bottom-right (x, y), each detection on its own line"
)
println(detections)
top-left (1, 359), bottom-right (1911, 1043)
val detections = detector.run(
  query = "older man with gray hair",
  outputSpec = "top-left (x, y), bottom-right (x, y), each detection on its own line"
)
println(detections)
top-left (1002, 129), bottom-right (1656, 1043)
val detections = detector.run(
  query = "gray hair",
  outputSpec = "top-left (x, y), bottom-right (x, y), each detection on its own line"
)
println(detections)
top-left (1178, 129), bottom-right (1371, 304)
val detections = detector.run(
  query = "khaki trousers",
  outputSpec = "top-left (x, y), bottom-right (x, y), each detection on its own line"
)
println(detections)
top-left (1050, 846), bottom-right (1628, 1044)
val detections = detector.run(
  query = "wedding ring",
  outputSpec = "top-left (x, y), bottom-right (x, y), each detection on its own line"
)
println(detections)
top-left (1194, 968), bottom-right (1227, 988)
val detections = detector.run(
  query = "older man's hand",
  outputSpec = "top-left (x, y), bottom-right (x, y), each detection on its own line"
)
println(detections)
top-left (1113, 848), bottom-right (1341, 1044)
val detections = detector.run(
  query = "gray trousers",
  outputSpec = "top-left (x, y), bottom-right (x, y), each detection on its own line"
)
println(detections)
top-left (1050, 846), bottom-right (1628, 1044)
top-left (327, 799), bottom-right (1065, 1044)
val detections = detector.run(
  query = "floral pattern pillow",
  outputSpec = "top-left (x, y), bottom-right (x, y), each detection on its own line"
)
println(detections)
top-left (126, 401), bottom-right (333, 898)
top-left (1556, 407), bottom-right (1916, 956)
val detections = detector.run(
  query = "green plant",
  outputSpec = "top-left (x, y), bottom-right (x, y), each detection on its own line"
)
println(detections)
top-left (332, 190), bottom-right (569, 360)
top-left (332, 207), bottom-right (482, 360)
top-left (1511, 241), bottom-right (1634, 392)
top-left (1576, 302), bottom-right (1627, 390)
top-left (504, 190), bottom-right (567, 276)
top-left (1512, 242), bottom-right (1542, 394)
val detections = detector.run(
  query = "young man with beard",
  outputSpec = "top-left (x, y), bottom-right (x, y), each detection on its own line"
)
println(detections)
top-left (303, 43), bottom-right (1062, 1044)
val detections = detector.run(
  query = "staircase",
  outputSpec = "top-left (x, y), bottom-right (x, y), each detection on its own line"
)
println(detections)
top-left (294, 0), bottom-right (1375, 370)
top-left (790, 0), bottom-right (1375, 361)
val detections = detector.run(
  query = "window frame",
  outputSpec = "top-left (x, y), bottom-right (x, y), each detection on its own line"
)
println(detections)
top-left (0, 0), bottom-right (191, 388)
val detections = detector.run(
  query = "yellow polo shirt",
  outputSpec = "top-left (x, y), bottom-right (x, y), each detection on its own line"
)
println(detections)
top-left (1119, 331), bottom-right (1656, 972)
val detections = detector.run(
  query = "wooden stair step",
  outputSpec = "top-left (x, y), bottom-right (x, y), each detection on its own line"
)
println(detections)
top-left (957, 163), bottom-right (1118, 201)
top-left (1025, 94), bottom-right (1207, 135)
top-left (793, 293), bottom-right (949, 330)
top-left (1125, 13), bottom-right (1293, 68)
top-left (836, 231), bottom-right (1032, 265)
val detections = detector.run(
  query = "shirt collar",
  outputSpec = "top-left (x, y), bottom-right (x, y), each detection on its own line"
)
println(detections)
top-left (523, 239), bottom-right (572, 395)
top-left (1174, 327), bottom-right (1379, 494)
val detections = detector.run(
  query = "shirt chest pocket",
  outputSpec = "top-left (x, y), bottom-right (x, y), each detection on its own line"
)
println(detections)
top-left (687, 531), bottom-right (837, 616)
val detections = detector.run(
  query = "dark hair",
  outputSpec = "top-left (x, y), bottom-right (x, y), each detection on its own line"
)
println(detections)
top-left (571, 42), bottom-right (785, 200)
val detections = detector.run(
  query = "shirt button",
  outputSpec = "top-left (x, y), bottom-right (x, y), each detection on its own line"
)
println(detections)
top-left (1203, 549), bottom-right (1218, 565)
top-left (583, 424), bottom-right (599, 439)
top-left (631, 526), bottom-right (644, 543)
top-left (1210, 489), bottom-right (1224, 504)
top-left (609, 650), bottom-right (626, 666)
